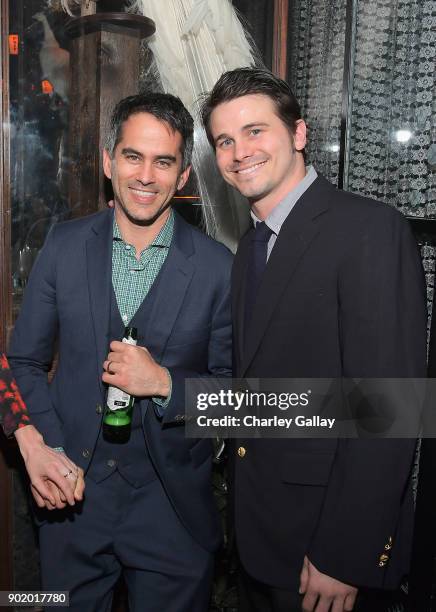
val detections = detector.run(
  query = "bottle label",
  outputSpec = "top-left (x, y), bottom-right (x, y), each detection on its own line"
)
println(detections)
top-left (106, 386), bottom-right (130, 411)
top-left (106, 334), bottom-right (137, 412)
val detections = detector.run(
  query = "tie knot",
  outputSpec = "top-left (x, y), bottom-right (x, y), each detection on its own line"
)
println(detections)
top-left (253, 221), bottom-right (273, 243)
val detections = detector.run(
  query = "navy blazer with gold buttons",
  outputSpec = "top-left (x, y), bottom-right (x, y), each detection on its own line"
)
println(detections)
top-left (231, 174), bottom-right (427, 591)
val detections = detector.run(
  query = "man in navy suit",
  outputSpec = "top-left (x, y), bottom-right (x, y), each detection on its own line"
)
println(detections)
top-left (201, 68), bottom-right (427, 612)
top-left (9, 93), bottom-right (232, 612)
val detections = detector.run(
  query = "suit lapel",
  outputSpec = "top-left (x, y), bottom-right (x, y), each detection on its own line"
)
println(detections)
top-left (231, 229), bottom-right (252, 371)
top-left (86, 209), bottom-right (113, 396)
top-left (239, 176), bottom-right (333, 376)
top-left (145, 212), bottom-right (195, 364)
top-left (85, 210), bottom-right (195, 400)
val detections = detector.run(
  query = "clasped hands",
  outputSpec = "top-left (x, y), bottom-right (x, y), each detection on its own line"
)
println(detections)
top-left (15, 342), bottom-right (167, 512)
top-left (15, 425), bottom-right (85, 510)
top-left (102, 340), bottom-right (170, 399)
top-left (300, 556), bottom-right (358, 612)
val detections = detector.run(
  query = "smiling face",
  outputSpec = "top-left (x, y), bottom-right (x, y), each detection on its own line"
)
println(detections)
top-left (103, 112), bottom-right (190, 231)
top-left (209, 94), bottom-right (307, 217)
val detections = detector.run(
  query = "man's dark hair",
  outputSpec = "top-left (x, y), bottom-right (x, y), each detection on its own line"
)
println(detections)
top-left (106, 92), bottom-right (194, 170)
top-left (201, 68), bottom-right (302, 147)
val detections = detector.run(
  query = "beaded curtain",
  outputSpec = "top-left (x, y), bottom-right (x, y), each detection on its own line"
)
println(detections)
top-left (287, 0), bottom-right (436, 339)
top-left (287, 0), bottom-right (347, 186)
top-left (287, 0), bottom-right (435, 221)
top-left (345, 0), bottom-right (435, 218)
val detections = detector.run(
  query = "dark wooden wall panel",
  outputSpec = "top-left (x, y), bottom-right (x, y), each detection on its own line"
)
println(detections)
top-left (0, 0), bottom-right (13, 593)
top-left (272, 0), bottom-right (289, 78)
top-left (68, 22), bottom-right (143, 216)
top-left (68, 30), bottom-right (102, 217)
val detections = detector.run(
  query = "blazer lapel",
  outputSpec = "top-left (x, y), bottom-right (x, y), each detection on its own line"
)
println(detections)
top-left (145, 212), bottom-right (195, 364)
top-left (240, 176), bottom-right (333, 376)
top-left (232, 229), bottom-right (252, 371)
top-left (86, 210), bottom-right (113, 396)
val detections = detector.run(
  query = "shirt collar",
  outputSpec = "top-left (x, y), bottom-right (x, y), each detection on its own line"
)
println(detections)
top-left (113, 209), bottom-right (174, 249)
top-left (251, 165), bottom-right (318, 234)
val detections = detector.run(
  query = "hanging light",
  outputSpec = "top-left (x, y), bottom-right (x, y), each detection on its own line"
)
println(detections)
top-left (395, 129), bottom-right (413, 143)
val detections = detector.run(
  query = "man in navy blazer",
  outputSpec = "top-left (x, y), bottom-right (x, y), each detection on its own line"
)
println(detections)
top-left (9, 93), bottom-right (232, 612)
top-left (201, 69), bottom-right (427, 612)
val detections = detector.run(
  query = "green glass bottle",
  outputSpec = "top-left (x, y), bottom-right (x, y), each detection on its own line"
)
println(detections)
top-left (103, 326), bottom-right (137, 443)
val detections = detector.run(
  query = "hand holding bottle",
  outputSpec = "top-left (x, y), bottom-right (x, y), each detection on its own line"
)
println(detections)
top-left (102, 341), bottom-right (170, 399)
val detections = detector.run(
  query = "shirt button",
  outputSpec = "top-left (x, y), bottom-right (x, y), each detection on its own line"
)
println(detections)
top-left (237, 447), bottom-right (246, 458)
top-left (125, 245), bottom-right (131, 251)
top-left (82, 449), bottom-right (90, 458)
top-left (95, 404), bottom-right (103, 414)
top-left (107, 459), bottom-right (116, 468)
top-left (122, 315), bottom-right (128, 322)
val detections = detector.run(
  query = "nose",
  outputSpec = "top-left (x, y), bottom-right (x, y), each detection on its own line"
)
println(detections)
top-left (135, 161), bottom-right (155, 185)
top-left (232, 139), bottom-right (252, 162)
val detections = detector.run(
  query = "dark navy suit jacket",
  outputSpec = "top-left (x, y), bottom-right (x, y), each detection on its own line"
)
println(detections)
top-left (231, 175), bottom-right (427, 590)
top-left (9, 208), bottom-right (233, 552)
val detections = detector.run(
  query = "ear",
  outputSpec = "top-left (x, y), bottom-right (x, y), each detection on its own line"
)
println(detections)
top-left (103, 149), bottom-right (112, 180)
top-left (294, 120), bottom-right (307, 152)
top-left (176, 165), bottom-right (191, 192)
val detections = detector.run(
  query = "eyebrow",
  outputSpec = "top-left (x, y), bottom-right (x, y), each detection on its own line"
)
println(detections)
top-left (214, 122), bottom-right (270, 144)
top-left (243, 122), bottom-right (269, 131)
top-left (120, 148), bottom-right (177, 163)
top-left (121, 147), bottom-right (142, 157)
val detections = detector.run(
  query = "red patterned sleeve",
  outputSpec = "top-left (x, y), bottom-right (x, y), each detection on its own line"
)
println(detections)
top-left (0, 353), bottom-right (31, 436)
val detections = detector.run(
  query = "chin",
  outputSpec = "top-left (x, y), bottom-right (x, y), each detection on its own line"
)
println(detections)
top-left (233, 179), bottom-right (264, 197)
top-left (122, 207), bottom-right (157, 225)
top-left (133, 213), bottom-right (160, 225)
top-left (238, 186), bottom-right (265, 200)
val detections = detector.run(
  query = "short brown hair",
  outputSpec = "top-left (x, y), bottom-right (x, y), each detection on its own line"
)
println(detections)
top-left (200, 68), bottom-right (302, 147)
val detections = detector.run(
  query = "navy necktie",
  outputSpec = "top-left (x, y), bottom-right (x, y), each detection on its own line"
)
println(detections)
top-left (244, 221), bottom-right (273, 345)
